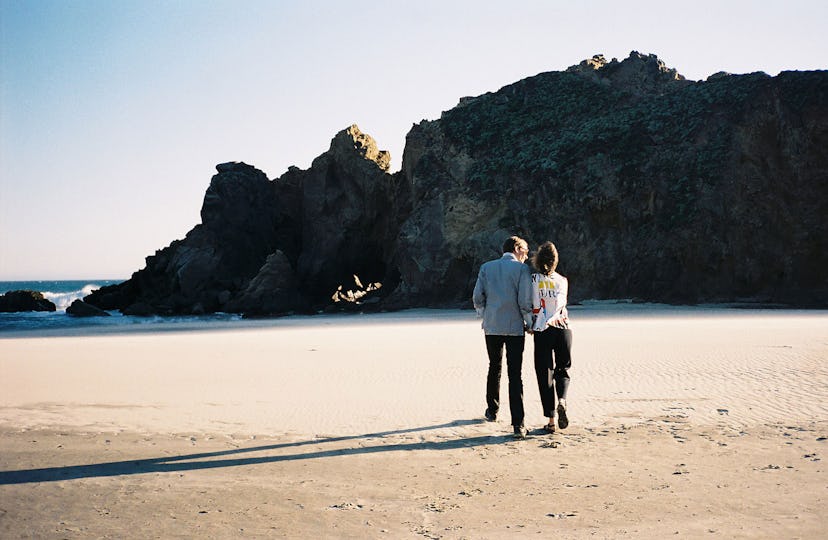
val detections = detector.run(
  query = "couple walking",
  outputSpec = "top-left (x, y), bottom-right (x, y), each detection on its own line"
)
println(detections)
top-left (472, 235), bottom-right (572, 439)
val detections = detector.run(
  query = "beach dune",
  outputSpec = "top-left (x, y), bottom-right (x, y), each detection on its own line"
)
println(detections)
top-left (1, 306), bottom-right (826, 538)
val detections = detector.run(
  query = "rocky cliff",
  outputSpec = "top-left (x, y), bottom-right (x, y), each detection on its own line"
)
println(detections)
top-left (87, 125), bottom-right (402, 315)
top-left (86, 52), bottom-right (828, 314)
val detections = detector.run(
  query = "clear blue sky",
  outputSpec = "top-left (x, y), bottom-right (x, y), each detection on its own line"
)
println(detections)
top-left (1, 0), bottom-right (826, 280)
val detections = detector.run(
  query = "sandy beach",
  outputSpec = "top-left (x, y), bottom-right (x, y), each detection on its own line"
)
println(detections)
top-left (1, 305), bottom-right (826, 538)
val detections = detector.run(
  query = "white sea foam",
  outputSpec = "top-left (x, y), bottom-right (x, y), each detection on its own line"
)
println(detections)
top-left (42, 284), bottom-right (101, 311)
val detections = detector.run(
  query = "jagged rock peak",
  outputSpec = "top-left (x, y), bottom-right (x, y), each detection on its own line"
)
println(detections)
top-left (330, 124), bottom-right (391, 172)
top-left (569, 51), bottom-right (684, 78)
top-left (215, 161), bottom-right (268, 178)
top-left (567, 51), bottom-right (690, 93)
top-left (572, 53), bottom-right (616, 71)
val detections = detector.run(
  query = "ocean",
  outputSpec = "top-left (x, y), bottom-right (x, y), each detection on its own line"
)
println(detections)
top-left (0, 280), bottom-right (241, 334)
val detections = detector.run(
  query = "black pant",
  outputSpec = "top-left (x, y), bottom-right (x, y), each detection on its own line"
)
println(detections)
top-left (533, 327), bottom-right (572, 418)
top-left (485, 334), bottom-right (525, 427)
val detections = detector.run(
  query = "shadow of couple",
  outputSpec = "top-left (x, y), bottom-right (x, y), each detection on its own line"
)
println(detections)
top-left (0, 418), bottom-right (510, 485)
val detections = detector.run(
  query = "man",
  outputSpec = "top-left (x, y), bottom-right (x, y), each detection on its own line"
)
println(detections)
top-left (472, 235), bottom-right (533, 439)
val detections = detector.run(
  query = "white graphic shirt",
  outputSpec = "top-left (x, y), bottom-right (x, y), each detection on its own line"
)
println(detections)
top-left (531, 272), bottom-right (570, 332)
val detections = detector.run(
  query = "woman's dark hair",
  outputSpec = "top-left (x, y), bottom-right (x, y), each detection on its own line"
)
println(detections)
top-left (532, 241), bottom-right (559, 276)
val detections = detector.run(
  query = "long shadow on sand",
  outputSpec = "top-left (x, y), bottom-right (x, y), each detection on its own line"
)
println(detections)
top-left (0, 419), bottom-right (511, 485)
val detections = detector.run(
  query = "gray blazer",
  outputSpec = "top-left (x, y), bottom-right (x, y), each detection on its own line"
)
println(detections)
top-left (472, 253), bottom-right (533, 336)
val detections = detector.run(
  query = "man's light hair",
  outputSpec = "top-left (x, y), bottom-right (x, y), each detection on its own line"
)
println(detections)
top-left (502, 236), bottom-right (527, 254)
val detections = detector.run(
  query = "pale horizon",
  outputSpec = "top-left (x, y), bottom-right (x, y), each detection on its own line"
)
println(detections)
top-left (2, 0), bottom-right (826, 280)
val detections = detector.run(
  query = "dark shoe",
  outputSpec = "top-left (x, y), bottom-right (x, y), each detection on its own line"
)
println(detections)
top-left (513, 426), bottom-right (527, 439)
top-left (484, 408), bottom-right (497, 422)
top-left (557, 403), bottom-right (569, 430)
top-left (542, 423), bottom-right (556, 434)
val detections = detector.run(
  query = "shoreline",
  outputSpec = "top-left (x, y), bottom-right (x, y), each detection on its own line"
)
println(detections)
top-left (2, 302), bottom-right (826, 340)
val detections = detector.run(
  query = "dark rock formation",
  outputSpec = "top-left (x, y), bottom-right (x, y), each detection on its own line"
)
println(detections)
top-left (86, 160), bottom-right (288, 315)
top-left (0, 290), bottom-right (57, 312)
top-left (87, 125), bottom-right (399, 315)
top-left (66, 299), bottom-right (111, 317)
top-left (86, 52), bottom-right (828, 315)
top-left (292, 125), bottom-right (399, 303)
top-left (416, 52), bottom-right (828, 306)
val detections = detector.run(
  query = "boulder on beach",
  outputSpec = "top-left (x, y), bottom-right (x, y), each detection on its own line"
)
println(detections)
top-left (0, 290), bottom-right (57, 313)
top-left (66, 299), bottom-right (111, 317)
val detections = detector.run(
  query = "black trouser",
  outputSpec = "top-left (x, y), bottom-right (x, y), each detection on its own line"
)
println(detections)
top-left (485, 334), bottom-right (525, 427)
top-left (533, 326), bottom-right (572, 418)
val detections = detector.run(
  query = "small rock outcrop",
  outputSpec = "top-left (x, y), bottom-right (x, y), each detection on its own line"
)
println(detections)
top-left (224, 250), bottom-right (299, 315)
top-left (66, 299), bottom-right (111, 317)
top-left (566, 51), bottom-right (690, 95)
top-left (0, 290), bottom-right (57, 312)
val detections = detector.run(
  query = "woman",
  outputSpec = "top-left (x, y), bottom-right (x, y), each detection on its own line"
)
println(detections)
top-left (530, 241), bottom-right (572, 434)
